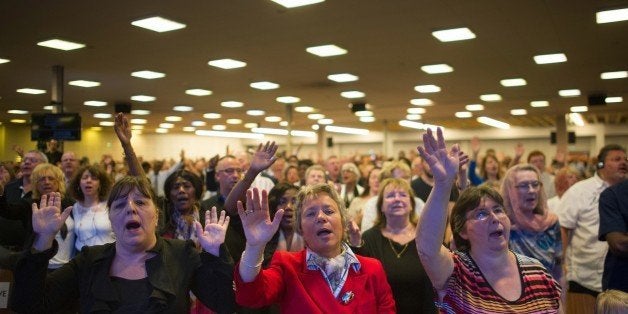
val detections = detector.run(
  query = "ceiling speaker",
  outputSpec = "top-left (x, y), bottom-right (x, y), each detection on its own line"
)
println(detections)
top-left (588, 93), bottom-right (606, 106)
top-left (351, 102), bottom-right (366, 112)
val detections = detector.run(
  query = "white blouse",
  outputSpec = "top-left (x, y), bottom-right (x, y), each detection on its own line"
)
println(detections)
top-left (72, 201), bottom-right (116, 251)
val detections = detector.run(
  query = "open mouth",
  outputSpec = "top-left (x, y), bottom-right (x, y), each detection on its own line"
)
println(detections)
top-left (125, 221), bottom-right (141, 230)
top-left (489, 230), bottom-right (504, 238)
top-left (317, 228), bottom-right (332, 236)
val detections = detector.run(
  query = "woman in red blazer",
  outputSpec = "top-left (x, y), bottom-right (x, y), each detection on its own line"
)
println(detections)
top-left (231, 144), bottom-right (395, 313)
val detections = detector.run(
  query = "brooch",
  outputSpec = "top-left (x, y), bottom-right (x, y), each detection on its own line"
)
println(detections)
top-left (341, 291), bottom-right (354, 305)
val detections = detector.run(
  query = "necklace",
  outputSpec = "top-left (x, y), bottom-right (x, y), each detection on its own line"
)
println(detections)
top-left (387, 238), bottom-right (409, 258)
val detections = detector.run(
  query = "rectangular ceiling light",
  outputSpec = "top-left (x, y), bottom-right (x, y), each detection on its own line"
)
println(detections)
top-left (131, 70), bottom-right (165, 79)
top-left (185, 89), bottom-right (212, 96)
top-left (399, 120), bottom-right (443, 131)
top-left (328, 73), bottom-right (358, 82)
top-left (69, 80), bottom-right (100, 87)
top-left (596, 8), bottom-right (628, 24)
top-left (410, 98), bottom-right (433, 106)
top-left (534, 53), bottom-right (567, 64)
top-left (530, 100), bottom-right (549, 107)
top-left (606, 96), bottom-right (623, 103)
top-left (465, 104), bottom-right (484, 111)
top-left (0, 58), bottom-right (10, 64)
top-left (570, 106), bottom-right (588, 113)
top-left (480, 94), bottom-right (502, 102)
top-left (250, 81), bottom-right (280, 90)
top-left (500, 78), bottom-right (527, 87)
top-left (432, 27), bottom-right (476, 42)
top-left (421, 64), bottom-right (453, 74)
top-left (601, 71), bottom-right (627, 79)
top-left (325, 125), bottom-right (369, 135)
top-left (510, 109), bottom-right (528, 116)
top-left (455, 111), bottom-right (472, 118)
top-left (37, 39), bottom-right (85, 51)
top-left (276, 96), bottom-right (301, 103)
top-left (340, 91), bottom-right (365, 99)
top-left (8, 110), bottom-right (29, 114)
top-left (290, 130), bottom-right (317, 137)
top-left (558, 89), bottom-right (581, 97)
top-left (477, 116), bottom-right (510, 129)
top-left (414, 85), bottom-right (441, 93)
top-left (306, 44), bottom-right (347, 57)
top-left (221, 101), bottom-right (243, 108)
top-left (208, 58), bottom-right (247, 69)
top-left (196, 130), bottom-right (264, 139)
top-left (131, 95), bottom-right (156, 102)
top-left (252, 127), bottom-right (289, 136)
top-left (17, 88), bottom-right (46, 94)
top-left (271, 0), bottom-right (324, 8)
top-left (131, 109), bottom-right (151, 115)
top-left (84, 100), bottom-right (107, 107)
top-left (131, 16), bottom-right (186, 32)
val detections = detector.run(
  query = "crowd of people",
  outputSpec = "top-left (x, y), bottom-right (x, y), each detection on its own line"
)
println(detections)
top-left (0, 115), bottom-right (626, 313)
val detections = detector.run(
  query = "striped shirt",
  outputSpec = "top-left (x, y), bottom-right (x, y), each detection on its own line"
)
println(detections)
top-left (436, 251), bottom-right (561, 313)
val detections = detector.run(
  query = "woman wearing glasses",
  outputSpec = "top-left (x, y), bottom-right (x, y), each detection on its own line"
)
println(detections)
top-left (502, 164), bottom-right (563, 284)
top-left (417, 128), bottom-right (561, 313)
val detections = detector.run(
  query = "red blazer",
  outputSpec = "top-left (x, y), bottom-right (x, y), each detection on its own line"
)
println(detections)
top-left (234, 249), bottom-right (396, 314)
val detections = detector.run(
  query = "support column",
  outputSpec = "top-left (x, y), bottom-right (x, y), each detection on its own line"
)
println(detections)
top-left (51, 65), bottom-right (64, 113)
top-left (555, 114), bottom-right (568, 154)
top-left (317, 126), bottom-right (326, 162)
top-left (285, 104), bottom-right (293, 155)
top-left (382, 120), bottom-right (389, 157)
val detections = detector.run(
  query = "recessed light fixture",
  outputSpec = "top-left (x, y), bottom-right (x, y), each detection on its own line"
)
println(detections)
top-left (173, 105), bottom-right (193, 112)
top-left (559, 89), bottom-right (581, 97)
top-left (510, 109), bottom-right (528, 116)
top-left (131, 95), bottom-right (156, 102)
top-left (406, 114), bottom-right (422, 120)
top-left (340, 91), bottom-right (365, 99)
top-left (569, 113), bottom-right (585, 126)
top-left (480, 94), bottom-right (502, 102)
top-left (500, 78), bottom-right (527, 87)
top-left (606, 96), bottom-right (623, 103)
top-left (196, 130), bottom-right (264, 139)
top-left (10, 119), bottom-right (27, 124)
top-left (308, 113), bottom-right (325, 120)
top-left (530, 101), bottom-right (549, 107)
top-left (306, 44), bottom-right (347, 57)
top-left (69, 80), bottom-right (101, 87)
top-left (265, 116), bottom-right (282, 122)
top-left (534, 53), bottom-right (567, 64)
top-left (131, 16), bottom-right (186, 32)
top-left (414, 85), bottom-right (441, 93)
top-left (159, 123), bottom-right (175, 129)
top-left (600, 71), bottom-right (627, 80)
top-left (221, 101), bottom-right (244, 108)
top-left (325, 125), bottom-right (369, 135)
top-left (279, 121), bottom-right (289, 127)
top-left (85, 100), bottom-right (107, 107)
top-left (43, 106), bottom-right (54, 110)
top-left (37, 39), bottom-right (85, 51)
top-left (295, 106), bottom-right (315, 113)
top-left (203, 113), bottom-right (222, 119)
top-left (191, 121), bottom-right (206, 127)
top-left (477, 116), bottom-right (510, 129)
top-left (165, 116), bottom-right (182, 122)
top-left (94, 113), bottom-right (112, 119)
top-left (570, 106), bottom-right (588, 113)
top-left (290, 130), bottom-right (317, 137)
top-left (410, 98), bottom-right (433, 106)
top-left (250, 81), bottom-right (279, 90)
top-left (8, 110), bottom-right (28, 114)
top-left (318, 118), bottom-right (334, 125)
top-left (312, 125), bottom-right (320, 130)
top-left (185, 89), bottom-right (213, 96)
top-left (130, 119), bottom-right (147, 124)
top-left (183, 127), bottom-right (196, 132)
top-left (432, 27), bottom-right (476, 42)
top-left (596, 8), bottom-right (628, 24)
top-left (271, 0), bottom-right (324, 8)
top-left (455, 111), bottom-right (472, 118)
top-left (328, 73), bottom-right (358, 82)
top-left (244, 123), bottom-right (258, 128)
top-left (276, 96), bottom-right (301, 103)
top-left (131, 70), bottom-right (165, 79)
top-left (399, 120), bottom-right (443, 131)
top-left (421, 64), bottom-right (453, 74)
top-left (99, 121), bottom-right (115, 127)
top-left (208, 58), bottom-right (247, 69)
top-left (466, 104), bottom-right (484, 111)
top-left (226, 119), bottom-right (242, 125)
top-left (407, 108), bottom-right (426, 114)
top-left (0, 58), bottom-right (10, 64)
top-left (359, 116), bottom-right (375, 123)
top-left (212, 125), bottom-right (227, 131)
top-left (17, 88), bottom-right (46, 94)
top-left (354, 110), bottom-right (373, 117)
top-left (131, 109), bottom-right (151, 115)
top-left (131, 125), bottom-right (144, 130)
top-left (156, 128), bottom-right (168, 134)
top-left (246, 110), bottom-right (266, 116)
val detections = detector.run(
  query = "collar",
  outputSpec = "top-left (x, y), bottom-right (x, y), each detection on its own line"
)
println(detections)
top-left (592, 172), bottom-right (610, 191)
top-left (305, 243), bottom-right (361, 273)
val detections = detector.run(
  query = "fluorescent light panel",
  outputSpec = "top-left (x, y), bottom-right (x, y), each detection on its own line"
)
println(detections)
top-left (466, 104), bottom-right (484, 111)
top-left (93, 113), bottom-right (112, 119)
top-left (271, 0), bottom-right (324, 8)
top-left (295, 106), bottom-right (315, 113)
top-left (156, 128), bottom-right (168, 134)
top-left (500, 78), bottom-right (527, 87)
top-left (596, 8), bottom-right (628, 24)
top-left (265, 116), bottom-right (282, 122)
top-left (360, 116), bottom-right (375, 123)
top-left (37, 39), bottom-right (85, 51)
top-left (455, 111), bottom-right (472, 118)
top-left (131, 70), bottom-right (165, 79)
top-left (354, 110), bottom-right (373, 117)
top-left (208, 58), bottom-right (246, 69)
top-left (421, 64), bottom-right (453, 74)
top-left (399, 120), bottom-right (442, 131)
top-left (308, 113), bottom-right (325, 120)
top-left (530, 101), bottom-right (549, 107)
top-left (246, 110), bottom-right (266, 116)
top-left (212, 125), bottom-right (226, 131)
top-left (250, 81), bottom-right (279, 90)
top-left (340, 91), bottom-right (365, 99)
top-left (191, 121), bottom-right (206, 127)
top-left (8, 110), bottom-right (28, 114)
top-left (410, 98), bottom-right (433, 106)
top-left (407, 107), bottom-right (426, 114)
top-left (17, 88), bottom-right (46, 94)
top-left (68, 80), bottom-right (100, 87)
top-left (414, 85), bottom-right (441, 93)
top-left (196, 130), bottom-right (264, 139)
top-left (0, 58), bottom-right (10, 64)
top-left (85, 100), bottom-right (107, 107)
top-left (510, 109), bottom-right (528, 116)
top-left (559, 89), bottom-right (581, 97)
top-left (131, 95), bottom-right (156, 102)
top-left (432, 27), bottom-right (476, 42)
top-left (186, 89), bottom-right (212, 96)
top-left (244, 123), bottom-right (258, 129)
top-left (480, 94), bottom-right (502, 102)
top-left (131, 16), bottom-right (186, 32)
top-left (276, 96), bottom-right (300, 103)
top-left (165, 116), bottom-right (182, 122)
top-left (606, 96), bottom-right (623, 103)
top-left (306, 44), bottom-right (347, 57)
top-left (477, 117), bottom-right (510, 129)
top-left (325, 125), bottom-right (369, 135)
top-left (406, 114), bottom-right (422, 120)
top-left (318, 118), bottom-right (334, 125)
top-left (173, 105), bottom-right (193, 112)
top-left (534, 53), bottom-right (567, 64)
top-left (99, 121), bottom-right (115, 126)
top-left (328, 73), bottom-right (358, 82)
top-left (570, 106), bottom-right (588, 112)
top-left (183, 127), bottom-right (196, 132)
top-left (226, 119), bottom-right (242, 124)
top-left (130, 119), bottom-right (147, 124)
top-left (159, 123), bottom-right (175, 128)
top-left (600, 71), bottom-right (627, 79)
top-left (221, 101), bottom-right (243, 108)
top-left (131, 109), bottom-right (150, 115)
top-left (203, 113), bottom-right (222, 119)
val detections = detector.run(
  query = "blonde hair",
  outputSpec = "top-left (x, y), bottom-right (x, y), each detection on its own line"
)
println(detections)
top-left (595, 290), bottom-right (628, 314)
top-left (295, 183), bottom-right (347, 241)
top-left (31, 163), bottom-right (65, 199)
top-left (374, 178), bottom-right (417, 229)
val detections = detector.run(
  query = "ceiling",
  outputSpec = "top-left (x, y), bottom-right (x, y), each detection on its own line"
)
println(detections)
top-left (0, 0), bottom-right (627, 135)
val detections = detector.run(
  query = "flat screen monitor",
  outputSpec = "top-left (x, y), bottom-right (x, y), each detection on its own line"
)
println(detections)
top-left (31, 113), bottom-right (82, 141)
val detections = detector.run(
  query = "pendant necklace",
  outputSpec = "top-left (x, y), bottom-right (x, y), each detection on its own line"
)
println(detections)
top-left (387, 238), bottom-right (409, 258)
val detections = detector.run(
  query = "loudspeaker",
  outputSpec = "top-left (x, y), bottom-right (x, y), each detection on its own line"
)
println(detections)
top-left (351, 103), bottom-right (366, 113)
top-left (326, 137), bottom-right (334, 147)
top-left (115, 103), bottom-right (132, 113)
top-left (550, 131), bottom-right (576, 144)
top-left (588, 94), bottom-right (606, 106)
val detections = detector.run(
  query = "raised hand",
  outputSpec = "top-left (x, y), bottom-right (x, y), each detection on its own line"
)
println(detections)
top-left (470, 136), bottom-right (481, 156)
top-left (248, 141), bottom-right (278, 174)
top-left (514, 142), bottom-right (525, 159)
top-left (238, 188), bottom-right (283, 248)
top-left (347, 220), bottom-right (362, 247)
top-left (417, 128), bottom-right (459, 184)
top-left (114, 113), bottom-right (132, 146)
top-left (32, 192), bottom-right (72, 236)
top-left (196, 207), bottom-right (230, 257)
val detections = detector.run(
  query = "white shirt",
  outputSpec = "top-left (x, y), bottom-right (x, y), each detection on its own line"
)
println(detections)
top-left (48, 216), bottom-right (75, 269)
top-left (547, 195), bottom-right (560, 215)
top-left (360, 196), bottom-right (425, 232)
top-left (73, 201), bottom-right (116, 251)
top-left (540, 171), bottom-right (556, 198)
top-left (557, 172), bottom-right (609, 292)
top-left (250, 174), bottom-right (275, 192)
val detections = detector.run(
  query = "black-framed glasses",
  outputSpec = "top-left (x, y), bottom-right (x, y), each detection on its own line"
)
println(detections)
top-left (515, 180), bottom-right (542, 191)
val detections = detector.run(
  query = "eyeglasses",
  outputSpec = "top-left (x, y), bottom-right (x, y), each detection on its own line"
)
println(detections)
top-left (515, 180), bottom-right (542, 191)
top-left (468, 206), bottom-right (507, 221)
top-left (217, 168), bottom-right (243, 175)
